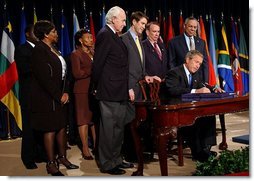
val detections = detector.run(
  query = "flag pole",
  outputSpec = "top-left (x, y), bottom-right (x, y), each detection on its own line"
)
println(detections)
top-left (6, 109), bottom-right (12, 140)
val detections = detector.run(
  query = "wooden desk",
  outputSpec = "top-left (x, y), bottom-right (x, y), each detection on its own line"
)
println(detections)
top-left (149, 96), bottom-right (249, 176)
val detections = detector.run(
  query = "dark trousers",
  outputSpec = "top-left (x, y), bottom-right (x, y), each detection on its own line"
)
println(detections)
top-left (179, 116), bottom-right (217, 155)
top-left (21, 108), bottom-right (46, 165)
top-left (98, 101), bottom-right (127, 171)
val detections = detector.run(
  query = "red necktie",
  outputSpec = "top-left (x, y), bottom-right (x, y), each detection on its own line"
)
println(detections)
top-left (154, 42), bottom-right (162, 60)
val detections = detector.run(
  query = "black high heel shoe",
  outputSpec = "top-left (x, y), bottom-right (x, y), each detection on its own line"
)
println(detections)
top-left (57, 155), bottom-right (79, 169)
top-left (46, 161), bottom-right (64, 176)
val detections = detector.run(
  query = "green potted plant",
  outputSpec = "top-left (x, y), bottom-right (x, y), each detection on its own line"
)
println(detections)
top-left (193, 146), bottom-right (249, 176)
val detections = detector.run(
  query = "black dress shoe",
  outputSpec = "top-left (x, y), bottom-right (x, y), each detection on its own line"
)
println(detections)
top-left (50, 171), bottom-right (64, 176)
top-left (57, 155), bottom-right (79, 169)
top-left (102, 167), bottom-right (126, 175)
top-left (209, 150), bottom-right (217, 157)
top-left (24, 162), bottom-right (38, 169)
top-left (118, 161), bottom-right (134, 169)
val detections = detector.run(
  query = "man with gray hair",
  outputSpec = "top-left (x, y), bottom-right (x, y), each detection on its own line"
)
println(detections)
top-left (91, 6), bottom-right (128, 175)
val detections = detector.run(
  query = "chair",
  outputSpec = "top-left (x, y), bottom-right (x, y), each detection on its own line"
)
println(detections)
top-left (139, 79), bottom-right (161, 104)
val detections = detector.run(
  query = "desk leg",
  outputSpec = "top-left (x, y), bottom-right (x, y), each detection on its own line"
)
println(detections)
top-left (156, 127), bottom-right (177, 176)
top-left (219, 114), bottom-right (228, 150)
top-left (131, 118), bottom-right (144, 176)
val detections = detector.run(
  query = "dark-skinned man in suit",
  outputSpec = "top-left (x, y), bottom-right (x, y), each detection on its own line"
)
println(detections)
top-left (14, 24), bottom-right (46, 169)
top-left (167, 16), bottom-right (208, 83)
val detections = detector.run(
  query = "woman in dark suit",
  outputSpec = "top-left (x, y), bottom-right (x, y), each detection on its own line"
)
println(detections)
top-left (70, 29), bottom-right (96, 160)
top-left (30, 20), bottom-right (78, 176)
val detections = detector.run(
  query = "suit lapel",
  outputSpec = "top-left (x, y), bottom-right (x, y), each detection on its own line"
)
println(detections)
top-left (180, 35), bottom-right (189, 53)
top-left (180, 65), bottom-right (189, 87)
top-left (106, 26), bottom-right (126, 52)
top-left (194, 37), bottom-right (201, 50)
top-left (127, 32), bottom-right (144, 67)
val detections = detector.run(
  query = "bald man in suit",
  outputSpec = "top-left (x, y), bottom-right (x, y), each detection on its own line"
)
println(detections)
top-left (167, 16), bottom-right (208, 83)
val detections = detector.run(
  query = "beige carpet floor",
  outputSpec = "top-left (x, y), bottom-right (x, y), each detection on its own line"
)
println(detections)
top-left (0, 111), bottom-right (249, 176)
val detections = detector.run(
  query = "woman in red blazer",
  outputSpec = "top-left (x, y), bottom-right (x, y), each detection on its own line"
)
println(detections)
top-left (71, 29), bottom-right (96, 160)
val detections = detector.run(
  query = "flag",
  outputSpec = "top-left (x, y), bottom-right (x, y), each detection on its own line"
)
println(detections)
top-left (0, 8), bottom-right (22, 130)
top-left (125, 11), bottom-right (131, 30)
top-left (179, 10), bottom-right (184, 35)
top-left (60, 11), bottom-right (71, 57)
top-left (19, 6), bottom-right (27, 45)
top-left (162, 16), bottom-right (167, 42)
top-left (50, 5), bottom-right (54, 23)
top-left (238, 20), bottom-right (249, 95)
top-left (33, 6), bottom-right (37, 25)
top-left (199, 16), bottom-right (216, 85)
top-left (83, 2), bottom-right (90, 31)
top-left (209, 17), bottom-right (220, 86)
top-left (101, 6), bottom-right (106, 28)
top-left (89, 12), bottom-right (96, 42)
top-left (166, 11), bottom-right (174, 43)
top-left (230, 18), bottom-right (243, 95)
top-left (217, 20), bottom-right (234, 92)
top-left (73, 10), bottom-right (80, 50)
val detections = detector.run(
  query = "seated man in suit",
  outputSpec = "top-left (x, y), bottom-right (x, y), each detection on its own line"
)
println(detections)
top-left (165, 50), bottom-right (222, 162)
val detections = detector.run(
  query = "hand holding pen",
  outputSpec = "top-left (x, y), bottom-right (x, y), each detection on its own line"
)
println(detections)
top-left (202, 83), bottom-right (225, 93)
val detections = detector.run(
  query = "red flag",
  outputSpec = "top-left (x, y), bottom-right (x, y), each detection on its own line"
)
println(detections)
top-left (167, 12), bottom-right (174, 43)
top-left (179, 10), bottom-right (184, 34)
top-left (163, 16), bottom-right (167, 42)
top-left (230, 18), bottom-right (243, 95)
top-left (199, 16), bottom-right (216, 85)
top-left (89, 12), bottom-right (96, 43)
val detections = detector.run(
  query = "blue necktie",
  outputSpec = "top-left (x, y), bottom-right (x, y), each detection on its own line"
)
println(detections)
top-left (189, 74), bottom-right (192, 88)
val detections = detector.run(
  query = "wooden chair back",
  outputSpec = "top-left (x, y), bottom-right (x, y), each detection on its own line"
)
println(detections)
top-left (138, 79), bottom-right (161, 105)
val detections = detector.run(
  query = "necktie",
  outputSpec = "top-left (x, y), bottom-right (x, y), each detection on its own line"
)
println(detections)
top-left (135, 37), bottom-right (143, 62)
top-left (189, 37), bottom-right (195, 50)
top-left (154, 42), bottom-right (162, 60)
top-left (188, 73), bottom-right (192, 88)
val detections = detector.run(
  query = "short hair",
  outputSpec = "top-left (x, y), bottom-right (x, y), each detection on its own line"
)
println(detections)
top-left (74, 29), bottom-right (90, 47)
top-left (184, 16), bottom-right (198, 25)
top-left (145, 21), bottom-right (160, 30)
top-left (25, 24), bottom-right (34, 34)
top-left (105, 6), bottom-right (124, 24)
top-left (185, 50), bottom-right (203, 61)
top-left (34, 20), bottom-right (55, 40)
top-left (130, 11), bottom-right (148, 25)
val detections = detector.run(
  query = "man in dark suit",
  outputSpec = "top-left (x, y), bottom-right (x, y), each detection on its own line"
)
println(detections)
top-left (92, 6), bottom-right (129, 175)
top-left (143, 21), bottom-right (169, 100)
top-left (121, 12), bottom-right (161, 162)
top-left (167, 16), bottom-right (208, 83)
top-left (14, 24), bottom-right (45, 169)
top-left (165, 50), bottom-right (220, 162)
top-left (143, 21), bottom-right (168, 80)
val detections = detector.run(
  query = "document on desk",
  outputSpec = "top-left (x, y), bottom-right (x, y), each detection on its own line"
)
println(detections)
top-left (182, 92), bottom-right (235, 101)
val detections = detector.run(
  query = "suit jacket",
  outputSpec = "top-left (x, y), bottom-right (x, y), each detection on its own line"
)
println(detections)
top-left (30, 41), bottom-right (69, 131)
top-left (92, 25), bottom-right (128, 101)
top-left (167, 34), bottom-right (208, 82)
top-left (142, 39), bottom-right (168, 79)
top-left (70, 48), bottom-right (92, 94)
top-left (121, 31), bottom-right (146, 101)
top-left (14, 41), bottom-right (34, 108)
top-left (165, 65), bottom-right (203, 97)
